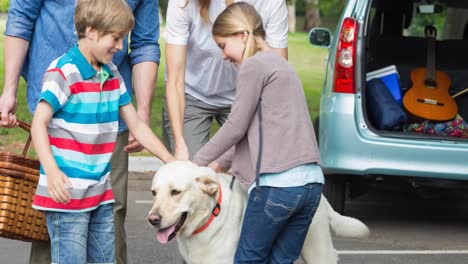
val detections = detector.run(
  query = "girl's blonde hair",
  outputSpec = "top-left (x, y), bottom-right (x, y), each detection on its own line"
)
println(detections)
top-left (75, 0), bottom-right (135, 39)
top-left (212, 2), bottom-right (266, 59)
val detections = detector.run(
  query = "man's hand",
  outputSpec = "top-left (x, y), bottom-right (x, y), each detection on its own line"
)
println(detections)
top-left (124, 132), bottom-right (145, 153)
top-left (0, 93), bottom-right (18, 128)
top-left (124, 107), bottom-right (149, 153)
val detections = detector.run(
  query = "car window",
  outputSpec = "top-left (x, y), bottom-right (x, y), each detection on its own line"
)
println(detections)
top-left (404, 5), bottom-right (468, 40)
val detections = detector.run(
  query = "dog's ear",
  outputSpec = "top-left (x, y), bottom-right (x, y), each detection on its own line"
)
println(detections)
top-left (196, 175), bottom-right (218, 195)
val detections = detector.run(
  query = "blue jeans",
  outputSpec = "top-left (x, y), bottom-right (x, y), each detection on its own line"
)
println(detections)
top-left (45, 203), bottom-right (115, 264)
top-left (235, 183), bottom-right (323, 264)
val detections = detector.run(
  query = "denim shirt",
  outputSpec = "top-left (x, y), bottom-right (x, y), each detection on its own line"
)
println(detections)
top-left (5, 0), bottom-right (160, 132)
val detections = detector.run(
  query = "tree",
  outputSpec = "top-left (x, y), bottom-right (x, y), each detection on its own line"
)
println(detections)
top-left (159, 0), bottom-right (169, 23)
top-left (286, 0), bottom-right (296, 33)
top-left (0, 0), bottom-right (9, 13)
top-left (303, 0), bottom-right (321, 32)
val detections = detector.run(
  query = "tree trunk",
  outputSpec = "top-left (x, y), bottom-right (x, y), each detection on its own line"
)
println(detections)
top-left (303, 0), bottom-right (321, 32)
top-left (159, 0), bottom-right (169, 23)
top-left (287, 4), bottom-right (296, 32)
top-left (287, 0), bottom-right (296, 33)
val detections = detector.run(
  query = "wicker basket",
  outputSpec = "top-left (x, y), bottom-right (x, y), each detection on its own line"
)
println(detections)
top-left (0, 120), bottom-right (49, 241)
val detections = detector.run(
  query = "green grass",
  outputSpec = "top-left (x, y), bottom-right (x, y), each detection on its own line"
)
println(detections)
top-left (0, 19), bottom-right (328, 156)
top-left (289, 32), bottom-right (328, 119)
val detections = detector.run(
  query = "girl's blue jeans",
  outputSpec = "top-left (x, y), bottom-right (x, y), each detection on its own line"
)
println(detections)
top-left (234, 183), bottom-right (323, 264)
top-left (45, 203), bottom-right (115, 264)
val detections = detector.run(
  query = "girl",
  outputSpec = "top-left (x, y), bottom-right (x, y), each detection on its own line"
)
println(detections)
top-left (192, 2), bottom-right (324, 263)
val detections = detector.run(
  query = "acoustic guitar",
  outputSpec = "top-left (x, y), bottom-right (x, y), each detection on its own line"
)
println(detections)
top-left (402, 25), bottom-right (458, 121)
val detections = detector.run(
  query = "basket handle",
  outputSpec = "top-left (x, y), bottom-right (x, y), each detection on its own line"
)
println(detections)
top-left (0, 112), bottom-right (33, 157)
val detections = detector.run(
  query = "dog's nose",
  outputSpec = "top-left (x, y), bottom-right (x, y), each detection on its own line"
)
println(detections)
top-left (147, 213), bottom-right (161, 227)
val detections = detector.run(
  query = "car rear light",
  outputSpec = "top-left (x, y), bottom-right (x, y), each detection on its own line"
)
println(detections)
top-left (333, 17), bottom-right (358, 93)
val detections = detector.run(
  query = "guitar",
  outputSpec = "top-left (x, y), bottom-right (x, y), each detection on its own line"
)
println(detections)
top-left (402, 25), bottom-right (458, 121)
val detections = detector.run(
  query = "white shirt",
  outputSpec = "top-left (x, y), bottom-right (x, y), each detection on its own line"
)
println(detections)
top-left (165, 0), bottom-right (288, 106)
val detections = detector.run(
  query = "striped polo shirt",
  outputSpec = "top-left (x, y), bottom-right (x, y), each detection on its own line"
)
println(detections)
top-left (32, 45), bottom-right (132, 212)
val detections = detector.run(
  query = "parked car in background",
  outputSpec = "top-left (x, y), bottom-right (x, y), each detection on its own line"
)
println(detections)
top-left (309, 0), bottom-right (468, 213)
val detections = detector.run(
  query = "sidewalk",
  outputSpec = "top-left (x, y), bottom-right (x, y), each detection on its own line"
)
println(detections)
top-left (129, 156), bottom-right (163, 172)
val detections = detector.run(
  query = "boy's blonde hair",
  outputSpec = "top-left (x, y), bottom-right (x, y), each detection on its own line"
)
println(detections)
top-left (75, 0), bottom-right (135, 39)
top-left (212, 2), bottom-right (266, 59)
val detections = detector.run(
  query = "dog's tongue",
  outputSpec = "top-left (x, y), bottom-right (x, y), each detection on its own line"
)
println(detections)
top-left (157, 225), bottom-right (176, 244)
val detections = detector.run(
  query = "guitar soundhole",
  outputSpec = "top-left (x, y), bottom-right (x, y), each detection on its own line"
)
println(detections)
top-left (424, 79), bottom-right (436, 87)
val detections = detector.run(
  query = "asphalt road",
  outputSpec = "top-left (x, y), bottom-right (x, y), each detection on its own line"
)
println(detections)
top-left (2, 171), bottom-right (468, 263)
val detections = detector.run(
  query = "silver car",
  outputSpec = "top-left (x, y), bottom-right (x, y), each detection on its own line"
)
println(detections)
top-left (309, 0), bottom-right (468, 213)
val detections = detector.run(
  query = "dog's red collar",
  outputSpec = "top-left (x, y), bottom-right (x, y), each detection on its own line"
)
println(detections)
top-left (192, 183), bottom-right (222, 235)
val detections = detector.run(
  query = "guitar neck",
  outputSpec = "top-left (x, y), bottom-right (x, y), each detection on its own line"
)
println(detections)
top-left (425, 36), bottom-right (436, 86)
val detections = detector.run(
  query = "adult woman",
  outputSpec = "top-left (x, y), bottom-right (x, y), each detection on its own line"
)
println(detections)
top-left (193, 3), bottom-right (323, 262)
top-left (163, 0), bottom-right (288, 162)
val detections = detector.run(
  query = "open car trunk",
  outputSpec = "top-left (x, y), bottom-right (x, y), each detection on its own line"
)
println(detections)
top-left (363, 0), bottom-right (468, 140)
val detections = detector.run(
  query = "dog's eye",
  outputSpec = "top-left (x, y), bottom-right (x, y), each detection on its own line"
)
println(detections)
top-left (171, 189), bottom-right (181, 196)
top-left (152, 190), bottom-right (156, 196)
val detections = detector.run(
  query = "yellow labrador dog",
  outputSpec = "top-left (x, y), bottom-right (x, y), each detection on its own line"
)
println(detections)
top-left (148, 161), bottom-right (369, 264)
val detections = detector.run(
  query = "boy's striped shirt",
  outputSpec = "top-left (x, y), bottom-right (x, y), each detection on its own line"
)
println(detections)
top-left (33, 45), bottom-right (132, 212)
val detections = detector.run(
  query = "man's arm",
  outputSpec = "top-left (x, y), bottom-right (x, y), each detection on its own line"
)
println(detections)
top-left (124, 61), bottom-right (158, 152)
top-left (0, 36), bottom-right (30, 127)
top-left (1, 0), bottom-right (44, 127)
top-left (124, 0), bottom-right (161, 152)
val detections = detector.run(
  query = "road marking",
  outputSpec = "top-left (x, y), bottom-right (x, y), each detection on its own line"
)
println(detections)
top-left (135, 200), bottom-right (153, 204)
top-left (134, 200), bottom-right (468, 256)
top-left (338, 250), bottom-right (468, 255)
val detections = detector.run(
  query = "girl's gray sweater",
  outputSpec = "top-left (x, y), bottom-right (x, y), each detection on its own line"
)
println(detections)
top-left (193, 51), bottom-right (321, 188)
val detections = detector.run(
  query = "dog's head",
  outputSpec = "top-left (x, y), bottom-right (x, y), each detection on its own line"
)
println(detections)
top-left (147, 161), bottom-right (219, 244)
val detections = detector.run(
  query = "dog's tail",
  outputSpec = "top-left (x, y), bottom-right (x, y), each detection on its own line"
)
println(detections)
top-left (324, 196), bottom-right (370, 238)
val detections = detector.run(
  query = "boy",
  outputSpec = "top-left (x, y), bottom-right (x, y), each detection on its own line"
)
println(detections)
top-left (30, 0), bottom-right (173, 263)
top-left (1, 0), bottom-right (161, 262)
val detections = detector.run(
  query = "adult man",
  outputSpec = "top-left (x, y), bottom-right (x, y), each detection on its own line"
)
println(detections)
top-left (0, 1), bottom-right (161, 263)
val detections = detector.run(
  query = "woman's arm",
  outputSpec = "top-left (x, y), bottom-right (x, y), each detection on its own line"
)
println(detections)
top-left (271, 47), bottom-right (288, 60)
top-left (265, 0), bottom-right (289, 60)
top-left (165, 43), bottom-right (189, 160)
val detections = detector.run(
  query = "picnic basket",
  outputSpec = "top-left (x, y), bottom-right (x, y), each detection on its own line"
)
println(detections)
top-left (0, 119), bottom-right (49, 241)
